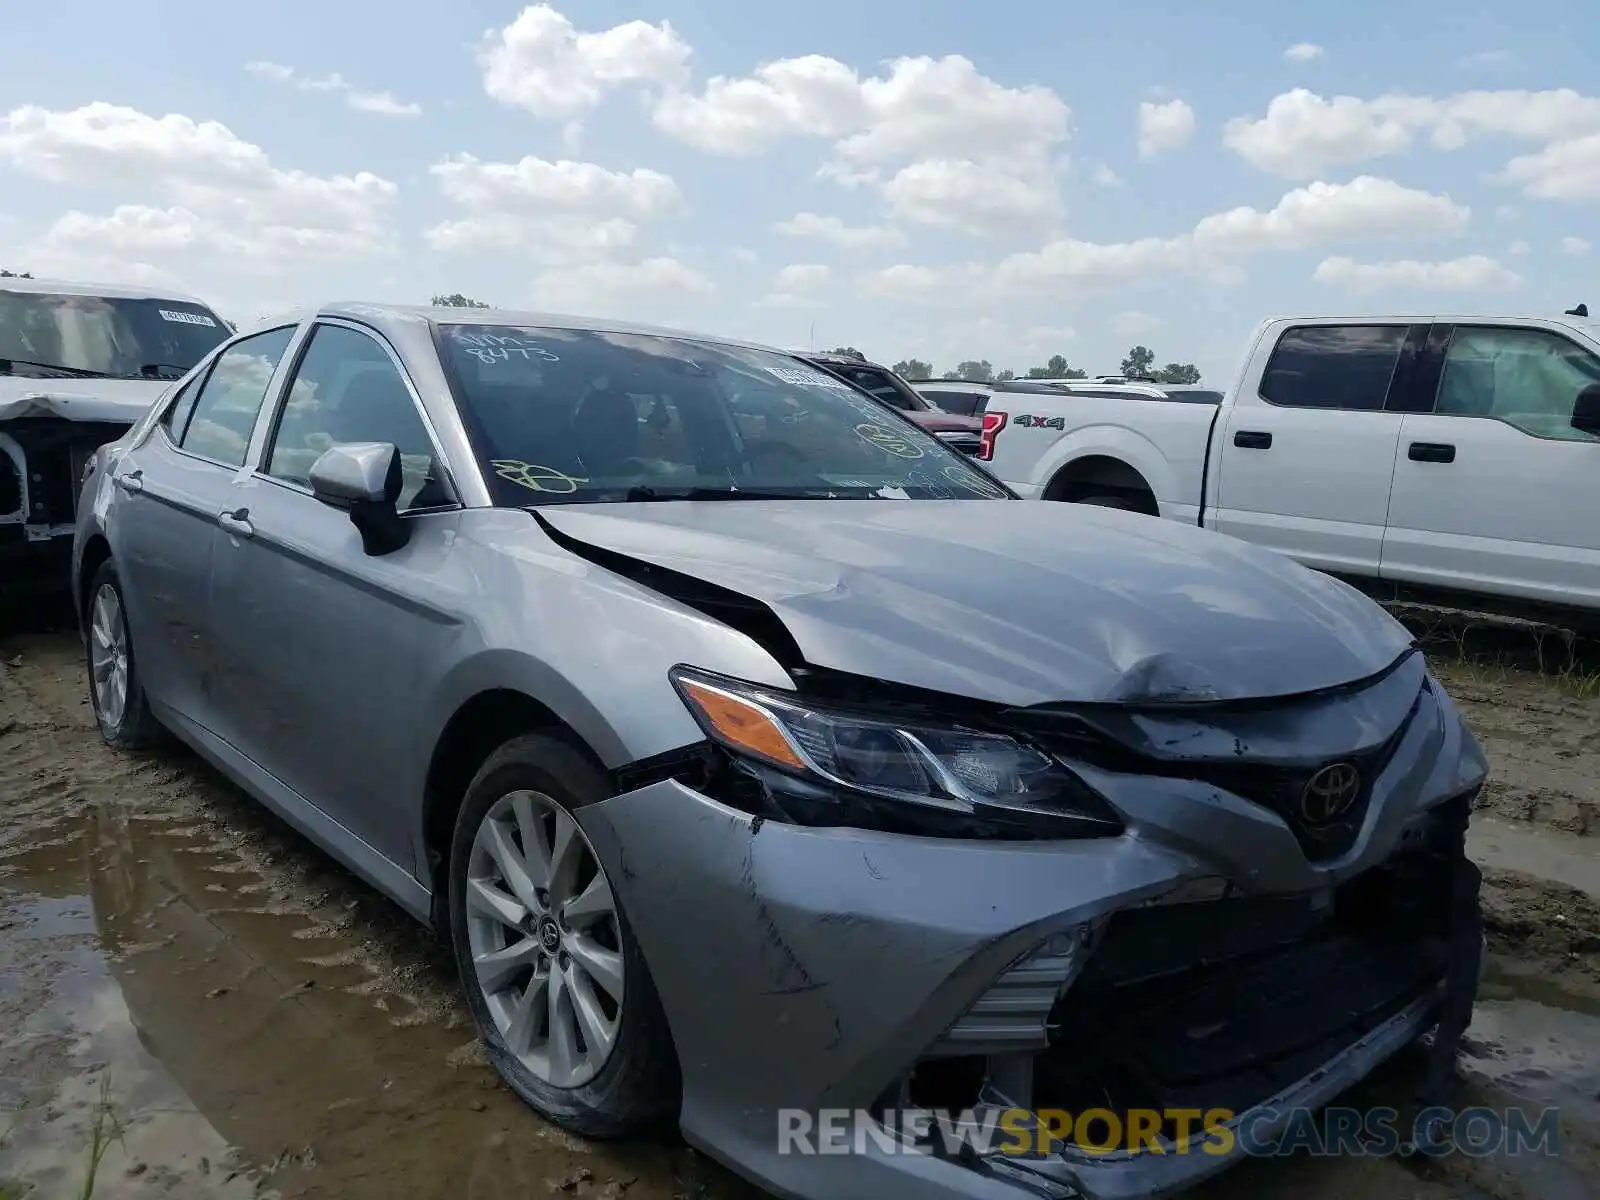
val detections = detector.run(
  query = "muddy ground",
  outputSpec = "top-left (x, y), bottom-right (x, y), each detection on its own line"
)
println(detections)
top-left (0, 620), bottom-right (1596, 1200)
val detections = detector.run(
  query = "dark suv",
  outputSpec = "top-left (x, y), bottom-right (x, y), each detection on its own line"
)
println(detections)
top-left (796, 352), bottom-right (984, 456)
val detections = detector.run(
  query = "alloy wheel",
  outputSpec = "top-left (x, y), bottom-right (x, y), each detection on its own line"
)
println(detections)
top-left (89, 583), bottom-right (130, 731)
top-left (465, 789), bottom-right (625, 1088)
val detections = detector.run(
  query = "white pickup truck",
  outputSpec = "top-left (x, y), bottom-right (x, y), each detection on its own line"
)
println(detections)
top-left (982, 313), bottom-right (1600, 624)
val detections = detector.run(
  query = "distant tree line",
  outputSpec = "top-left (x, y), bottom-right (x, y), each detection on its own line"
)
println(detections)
top-left (889, 346), bottom-right (1201, 385)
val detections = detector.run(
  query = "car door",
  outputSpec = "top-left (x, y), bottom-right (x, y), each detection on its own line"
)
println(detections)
top-left (1210, 322), bottom-right (1424, 577)
top-left (206, 319), bottom-right (464, 873)
top-left (1380, 321), bottom-right (1600, 608)
top-left (106, 326), bottom-right (296, 726)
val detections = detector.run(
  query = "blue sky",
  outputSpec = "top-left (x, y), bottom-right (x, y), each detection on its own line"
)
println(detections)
top-left (2, 0), bottom-right (1596, 383)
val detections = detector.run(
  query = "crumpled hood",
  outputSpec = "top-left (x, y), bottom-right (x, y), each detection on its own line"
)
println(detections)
top-left (0, 376), bottom-right (170, 424)
top-left (537, 500), bottom-right (1416, 706)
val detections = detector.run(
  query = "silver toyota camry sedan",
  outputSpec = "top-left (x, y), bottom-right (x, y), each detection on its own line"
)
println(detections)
top-left (71, 303), bottom-right (1489, 1200)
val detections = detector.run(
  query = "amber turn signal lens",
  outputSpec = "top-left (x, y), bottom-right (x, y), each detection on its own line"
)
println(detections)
top-left (678, 679), bottom-right (807, 771)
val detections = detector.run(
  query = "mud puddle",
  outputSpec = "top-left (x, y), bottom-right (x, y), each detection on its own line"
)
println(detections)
top-left (2, 631), bottom-right (1599, 1199)
top-left (0, 797), bottom-right (749, 1199)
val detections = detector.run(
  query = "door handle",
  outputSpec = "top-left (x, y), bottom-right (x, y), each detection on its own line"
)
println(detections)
top-left (217, 507), bottom-right (254, 538)
top-left (1233, 430), bottom-right (1273, 449)
top-left (1408, 441), bottom-right (1456, 463)
top-left (114, 469), bottom-right (144, 494)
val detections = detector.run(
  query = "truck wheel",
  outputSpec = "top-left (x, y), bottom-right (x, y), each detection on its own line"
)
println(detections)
top-left (1075, 494), bottom-right (1141, 511)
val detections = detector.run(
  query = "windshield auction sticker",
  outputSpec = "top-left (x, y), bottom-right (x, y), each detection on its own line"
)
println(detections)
top-left (158, 309), bottom-right (217, 327)
top-left (767, 366), bottom-right (850, 390)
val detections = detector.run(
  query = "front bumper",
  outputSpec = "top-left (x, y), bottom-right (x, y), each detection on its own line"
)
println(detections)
top-left (575, 667), bottom-right (1486, 1200)
top-left (1, 418), bottom-right (126, 586)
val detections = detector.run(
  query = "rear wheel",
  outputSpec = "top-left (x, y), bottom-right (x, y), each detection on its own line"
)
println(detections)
top-left (448, 733), bottom-right (678, 1137)
top-left (85, 560), bottom-right (164, 749)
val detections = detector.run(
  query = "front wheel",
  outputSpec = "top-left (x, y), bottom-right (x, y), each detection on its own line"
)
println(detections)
top-left (447, 733), bottom-right (679, 1138)
top-left (84, 560), bottom-right (165, 749)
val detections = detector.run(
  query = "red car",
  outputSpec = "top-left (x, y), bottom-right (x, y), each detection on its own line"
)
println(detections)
top-left (796, 352), bottom-right (984, 457)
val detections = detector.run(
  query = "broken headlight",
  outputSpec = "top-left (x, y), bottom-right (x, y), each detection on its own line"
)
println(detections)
top-left (670, 667), bottom-right (1125, 840)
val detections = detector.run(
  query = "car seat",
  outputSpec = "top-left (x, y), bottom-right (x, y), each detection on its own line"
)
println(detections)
top-left (567, 388), bottom-right (640, 477)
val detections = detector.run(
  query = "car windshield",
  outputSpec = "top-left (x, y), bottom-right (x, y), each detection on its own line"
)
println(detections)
top-left (439, 324), bottom-right (1011, 504)
top-left (0, 290), bottom-right (230, 379)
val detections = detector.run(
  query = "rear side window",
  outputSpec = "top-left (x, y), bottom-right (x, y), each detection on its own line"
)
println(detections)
top-left (835, 365), bottom-right (915, 410)
top-left (174, 326), bottom-right (295, 466)
top-left (1435, 325), bottom-right (1600, 441)
top-left (922, 390), bottom-right (986, 415)
top-left (1259, 325), bottom-right (1407, 411)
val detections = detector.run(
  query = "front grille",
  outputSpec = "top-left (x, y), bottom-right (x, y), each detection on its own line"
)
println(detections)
top-left (1034, 826), bottom-right (1460, 1128)
top-left (1014, 671), bottom-right (1424, 863)
top-left (927, 933), bottom-right (1087, 1058)
top-left (1174, 704), bottom-right (1416, 861)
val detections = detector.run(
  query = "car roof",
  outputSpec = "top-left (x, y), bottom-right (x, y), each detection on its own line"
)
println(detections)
top-left (1262, 311), bottom-right (1596, 327)
top-left (0, 275), bottom-right (214, 304)
top-left (253, 301), bottom-right (790, 356)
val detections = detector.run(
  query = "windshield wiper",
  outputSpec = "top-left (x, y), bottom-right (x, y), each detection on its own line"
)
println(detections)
top-left (623, 485), bottom-right (803, 502)
top-left (0, 357), bottom-right (115, 379)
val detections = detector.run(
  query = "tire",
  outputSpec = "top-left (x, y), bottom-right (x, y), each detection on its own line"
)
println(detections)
top-left (84, 559), bottom-right (165, 750)
top-left (1075, 493), bottom-right (1141, 511)
top-left (448, 732), bottom-right (679, 1138)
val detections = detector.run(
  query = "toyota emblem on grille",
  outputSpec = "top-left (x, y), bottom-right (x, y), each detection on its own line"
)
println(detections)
top-left (1300, 762), bottom-right (1361, 824)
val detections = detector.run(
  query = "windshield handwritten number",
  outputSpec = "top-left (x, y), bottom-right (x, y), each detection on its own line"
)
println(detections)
top-left (490, 460), bottom-right (588, 493)
top-left (465, 346), bottom-right (560, 365)
top-left (854, 423), bottom-right (925, 460)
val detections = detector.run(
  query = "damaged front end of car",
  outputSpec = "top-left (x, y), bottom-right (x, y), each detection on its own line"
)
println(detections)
top-left (542, 503), bottom-right (1488, 1200)
top-left (837, 657), bottom-right (1487, 1199)
top-left (1, 392), bottom-right (143, 584)
top-left (583, 643), bottom-right (1486, 1200)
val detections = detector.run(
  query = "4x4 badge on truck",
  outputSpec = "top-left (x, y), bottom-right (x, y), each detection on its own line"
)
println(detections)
top-left (1013, 414), bottom-right (1066, 430)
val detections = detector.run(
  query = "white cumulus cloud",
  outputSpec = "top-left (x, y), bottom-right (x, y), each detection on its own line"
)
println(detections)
top-left (1138, 99), bottom-right (1195, 157)
top-left (0, 101), bottom-right (397, 271)
top-left (773, 212), bottom-right (905, 248)
top-left (424, 154), bottom-right (682, 264)
top-left (1192, 176), bottom-right (1469, 255)
top-left (244, 61), bottom-right (420, 117)
top-left (478, 3), bottom-right (691, 119)
top-left (1312, 254), bottom-right (1524, 294)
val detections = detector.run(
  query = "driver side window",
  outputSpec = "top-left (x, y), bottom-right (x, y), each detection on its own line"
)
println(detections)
top-left (264, 323), bottom-right (453, 511)
top-left (1436, 326), bottom-right (1600, 442)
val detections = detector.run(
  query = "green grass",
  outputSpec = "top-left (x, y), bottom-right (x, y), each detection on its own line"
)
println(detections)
top-left (1393, 606), bottom-right (1600, 699)
top-left (77, 1077), bottom-right (125, 1200)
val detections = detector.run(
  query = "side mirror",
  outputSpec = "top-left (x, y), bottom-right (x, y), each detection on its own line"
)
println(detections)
top-left (308, 442), bottom-right (410, 555)
top-left (1572, 384), bottom-right (1600, 437)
